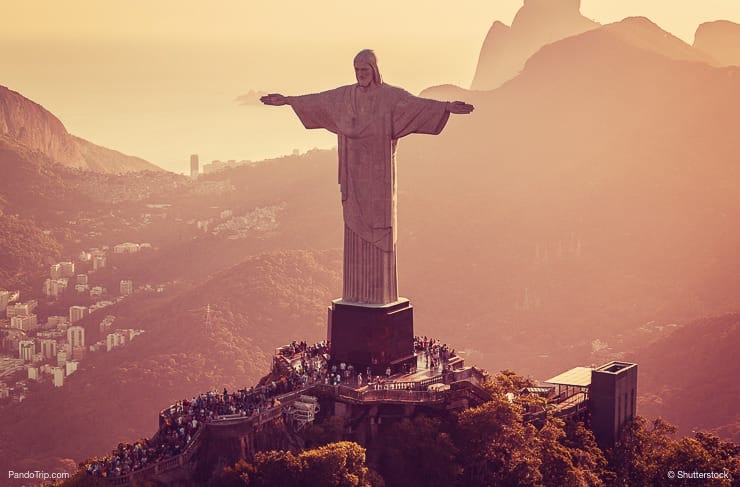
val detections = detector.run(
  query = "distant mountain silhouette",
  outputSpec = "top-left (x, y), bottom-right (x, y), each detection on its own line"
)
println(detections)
top-left (471, 0), bottom-right (598, 90)
top-left (0, 85), bottom-right (160, 173)
top-left (633, 313), bottom-right (740, 443)
top-left (694, 20), bottom-right (740, 66)
top-left (401, 17), bottom-right (740, 378)
top-left (601, 17), bottom-right (716, 65)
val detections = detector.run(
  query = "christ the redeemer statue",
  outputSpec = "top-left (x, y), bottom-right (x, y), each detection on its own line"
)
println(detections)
top-left (262, 49), bottom-right (473, 305)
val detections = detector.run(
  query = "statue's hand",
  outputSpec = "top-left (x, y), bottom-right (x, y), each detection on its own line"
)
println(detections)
top-left (260, 93), bottom-right (290, 106)
top-left (446, 101), bottom-right (474, 114)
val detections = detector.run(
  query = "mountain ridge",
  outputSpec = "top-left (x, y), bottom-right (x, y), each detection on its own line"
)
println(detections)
top-left (0, 85), bottom-right (161, 173)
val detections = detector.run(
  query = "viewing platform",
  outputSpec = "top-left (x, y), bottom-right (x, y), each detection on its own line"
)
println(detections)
top-left (86, 339), bottom-right (632, 485)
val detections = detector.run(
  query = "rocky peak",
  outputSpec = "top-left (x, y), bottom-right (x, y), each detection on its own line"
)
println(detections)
top-left (471, 0), bottom-right (598, 90)
top-left (0, 85), bottom-right (161, 173)
top-left (694, 20), bottom-right (740, 66)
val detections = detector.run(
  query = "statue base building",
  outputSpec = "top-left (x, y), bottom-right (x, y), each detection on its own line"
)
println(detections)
top-left (327, 298), bottom-right (416, 376)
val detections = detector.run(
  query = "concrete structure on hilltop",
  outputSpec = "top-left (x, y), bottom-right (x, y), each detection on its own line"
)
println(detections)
top-left (591, 361), bottom-right (638, 448)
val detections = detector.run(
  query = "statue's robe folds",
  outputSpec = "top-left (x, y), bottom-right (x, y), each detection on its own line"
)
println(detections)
top-left (291, 84), bottom-right (449, 304)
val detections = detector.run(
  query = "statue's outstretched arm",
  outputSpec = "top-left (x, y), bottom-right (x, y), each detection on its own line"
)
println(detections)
top-left (446, 101), bottom-right (474, 114)
top-left (260, 93), bottom-right (293, 106)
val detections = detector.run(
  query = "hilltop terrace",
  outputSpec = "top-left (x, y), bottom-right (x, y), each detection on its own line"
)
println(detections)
top-left (84, 337), bottom-right (596, 484)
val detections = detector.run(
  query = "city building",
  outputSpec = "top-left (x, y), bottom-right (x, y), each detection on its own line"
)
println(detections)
top-left (52, 367), bottom-right (64, 387)
top-left (60, 261), bottom-right (75, 277)
top-left (77, 274), bottom-right (89, 286)
top-left (65, 361), bottom-right (79, 376)
top-left (28, 367), bottom-right (39, 381)
top-left (46, 316), bottom-right (68, 329)
top-left (0, 383), bottom-right (9, 399)
top-left (106, 332), bottom-right (127, 352)
top-left (190, 154), bottom-right (199, 178)
top-left (79, 251), bottom-right (92, 262)
top-left (10, 314), bottom-right (37, 331)
top-left (6, 300), bottom-right (37, 319)
top-left (40, 339), bottom-right (57, 359)
top-left (89, 287), bottom-right (105, 297)
top-left (71, 346), bottom-right (86, 360)
top-left (18, 340), bottom-right (34, 361)
top-left (67, 325), bottom-right (85, 350)
top-left (92, 254), bottom-right (107, 270)
top-left (69, 306), bottom-right (88, 323)
top-left (99, 316), bottom-right (115, 333)
top-left (43, 278), bottom-right (69, 297)
top-left (50, 263), bottom-right (62, 279)
top-left (75, 284), bottom-right (89, 293)
top-left (113, 242), bottom-right (141, 254)
top-left (590, 362), bottom-right (639, 448)
top-left (57, 351), bottom-right (68, 367)
top-left (120, 280), bottom-right (134, 296)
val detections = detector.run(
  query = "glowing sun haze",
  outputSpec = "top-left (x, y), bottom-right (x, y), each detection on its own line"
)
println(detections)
top-left (2, 0), bottom-right (738, 172)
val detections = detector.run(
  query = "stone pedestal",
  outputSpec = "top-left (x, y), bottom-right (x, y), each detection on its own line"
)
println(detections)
top-left (327, 298), bottom-right (415, 376)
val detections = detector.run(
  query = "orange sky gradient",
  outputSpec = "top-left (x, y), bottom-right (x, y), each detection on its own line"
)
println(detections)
top-left (2, 0), bottom-right (739, 172)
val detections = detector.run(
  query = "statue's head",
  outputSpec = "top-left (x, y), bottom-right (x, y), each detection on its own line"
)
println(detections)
top-left (354, 49), bottom-right (382, 88)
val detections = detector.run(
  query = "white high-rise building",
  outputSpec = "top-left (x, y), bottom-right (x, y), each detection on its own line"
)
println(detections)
top-left (28, 367), bottom-right (39, 381)
top-left (40, 339), bottom-right (57, 359)
top-left (69, 306), bottom-right (88, 323)
top-left (92, 254), bottom-right (106, 270)
top-left (67, 325), bottom-right (85, 349)
top-left (11, 314), bottom-right (37, 331)
top-left (18, 340), bottom-right (35, 361)
top-left (65, 361), bottom-right (79, 376)
top-left (190, 154), bottom-right (199, 178)
top-left (52, 367), bottom-right (64, 387)
top-left (120, 280), bottom-right (134, 296)
top-left (106, 332), bottom-right (127, 352)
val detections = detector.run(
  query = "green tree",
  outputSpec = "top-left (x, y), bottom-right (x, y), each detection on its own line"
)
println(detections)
top-left (562, 420), bottom-right (613, 485)
top-left (300, 441), bottom-right (374, 487)
top-left (377, 416), bottom-right (460, 487)
top-left (456, 395), bottom-right (542, 486)
top-left (609, 417), bottom-right (677, 486)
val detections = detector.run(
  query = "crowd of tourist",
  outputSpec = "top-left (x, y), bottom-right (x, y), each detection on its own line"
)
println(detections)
top-left (85, 337), bottom-right (456, 479)
top-left (414, 336), bottom-right (456, 370)
top-left (86, 341), bottom-right (327, 479)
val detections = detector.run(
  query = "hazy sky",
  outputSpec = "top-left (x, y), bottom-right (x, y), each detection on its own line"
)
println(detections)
top-left (2, 1), bottom-right (739, 172)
